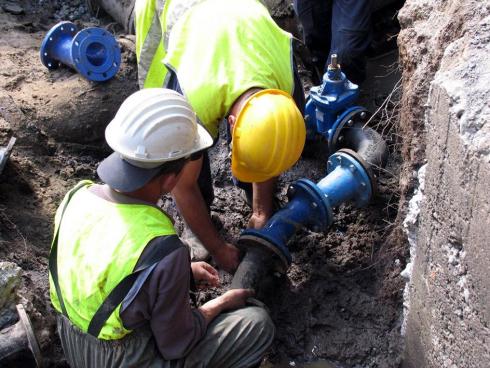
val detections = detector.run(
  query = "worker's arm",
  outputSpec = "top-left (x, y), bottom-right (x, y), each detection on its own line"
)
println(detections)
top-left (248, 177), bottom-right (277, 229)
top-left (171, 156), bottom-right (240, 273)
top-left (191, 261), bottom-right (219, 288)
top-left (198, 289), bottom-right (254, 325)
top-left (120, 246), bottom-right (207, 360)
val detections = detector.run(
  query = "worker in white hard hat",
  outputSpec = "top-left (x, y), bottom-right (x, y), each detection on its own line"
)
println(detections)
top-left (135, 0), bottom-right (307, 272)
top-left (49, 88), bottom-right (274, 367)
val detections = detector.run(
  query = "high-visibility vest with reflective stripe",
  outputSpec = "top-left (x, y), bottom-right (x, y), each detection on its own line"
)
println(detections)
top-left (49, 181), bottom-right (176, 340)
top-left (135, 0), bottom-right (294, 138)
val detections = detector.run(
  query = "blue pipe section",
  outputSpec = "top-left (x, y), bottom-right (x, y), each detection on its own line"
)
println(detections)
top-left (40, 22), bottom-right (121, 82)
top-left (321, 152), bottom-right (372, 208)
top-left (242, 150), bottom-right (373, 266)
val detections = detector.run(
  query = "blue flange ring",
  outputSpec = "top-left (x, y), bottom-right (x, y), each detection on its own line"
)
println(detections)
top-left (328, 106), bottom-right (369, 151)
top-left (288, 178), bottom-right (334, 232)
top-left (239, 232), bottom-right (291, 270)
top-left (71, 27), bottom-right (121, 82)
top-left (40, 21), bottom-right (78, 69)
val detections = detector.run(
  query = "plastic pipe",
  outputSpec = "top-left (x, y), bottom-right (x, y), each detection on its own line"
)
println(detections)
top-left (40, 21), bottom-right (121, 82)
top-left (86, 0), bottom-right (136, 34)
top-left (341, 122), bottom-right (388, 169)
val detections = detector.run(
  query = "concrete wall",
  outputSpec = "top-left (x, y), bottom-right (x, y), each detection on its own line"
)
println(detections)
top-left (399, 0), bottom-right (490, 366)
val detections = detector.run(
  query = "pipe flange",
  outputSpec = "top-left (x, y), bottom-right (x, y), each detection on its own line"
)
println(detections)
top-left (40, 21), bottom-right (78, 69)
top-left (288, 179), bottom-right (334, 232)
top-left (337, 148), bottom-right (377, 197)
top-left (71, 27), bottom-right (121, 81)
top-left (238, 232), bottom-right (290, 272)
top-left (338, 148), bottom-right (377, 195)
top-left (326, 150), bottom-right (373, 207)
top-left (329, 107), bottom-right (371, 151)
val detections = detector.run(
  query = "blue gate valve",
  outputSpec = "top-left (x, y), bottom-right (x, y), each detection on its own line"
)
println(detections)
top-left (305, 54), bottom-right (360, 144)
top-left (40, 21), bottom-right (121, 82)
top-left (239, 149), bottom-right (374, 271)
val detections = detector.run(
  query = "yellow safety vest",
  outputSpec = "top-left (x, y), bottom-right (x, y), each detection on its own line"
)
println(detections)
top-left (135, 0), bottom-right (294, 138)
top-left (49, 181), bottom-right (176, 340)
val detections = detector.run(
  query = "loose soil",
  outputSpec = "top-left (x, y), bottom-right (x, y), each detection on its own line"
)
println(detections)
top-left (0, 1), bottom-right (408, 367)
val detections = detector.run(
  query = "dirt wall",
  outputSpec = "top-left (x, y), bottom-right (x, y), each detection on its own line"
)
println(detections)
top-left (398, 0), bottom-right (490, 366)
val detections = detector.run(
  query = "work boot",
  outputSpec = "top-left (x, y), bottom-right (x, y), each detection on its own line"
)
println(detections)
top-left (180, 226), bottom-right (210, 262)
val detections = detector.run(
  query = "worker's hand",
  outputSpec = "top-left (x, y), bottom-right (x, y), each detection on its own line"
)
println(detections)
top-left (212, 242), bottom-right (240, 273)
top-left (248, 212), bottom-right (270, 229)
top-left (191, 261), bottom-right (219, 288)
top-left (219, 288), bottom-right (255, 311)
top-left (198, 288), bottom-right (254, 324)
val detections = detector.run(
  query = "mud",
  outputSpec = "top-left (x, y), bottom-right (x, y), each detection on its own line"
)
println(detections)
top-left (0, 1), bottom-right (406, 367)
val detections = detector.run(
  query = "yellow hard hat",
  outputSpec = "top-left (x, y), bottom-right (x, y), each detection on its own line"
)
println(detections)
top-left (231, 89), bottom-right (306, 183)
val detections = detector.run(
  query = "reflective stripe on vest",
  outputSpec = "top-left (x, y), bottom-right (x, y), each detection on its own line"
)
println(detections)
top-left (135, 0), bottom-right (294, 138)
top-left (135, 0), bottom-right (168, 88)
top-left (49, 181), bottom-right (176, 340)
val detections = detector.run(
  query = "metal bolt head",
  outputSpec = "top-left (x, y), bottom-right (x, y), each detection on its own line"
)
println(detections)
top-left (311, 202), bottom-right (318, 209)
top-left (347, 119), bottom-right (353, 126)
top-left (349, 164), bottom-right (355, 171)
top-left (360, 112), bottom-right (367, 119)
top-left (338, 135), bottom-right (344, 142)
top-left (288, 185), bottom-right (296, 197)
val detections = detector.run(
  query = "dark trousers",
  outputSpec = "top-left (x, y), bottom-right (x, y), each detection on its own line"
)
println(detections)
top-left (294, 0), bottom-right (373, 84)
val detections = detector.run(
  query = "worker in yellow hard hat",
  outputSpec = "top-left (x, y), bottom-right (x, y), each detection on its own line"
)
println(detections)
top-left (135, 0), bottom-right (306, 272)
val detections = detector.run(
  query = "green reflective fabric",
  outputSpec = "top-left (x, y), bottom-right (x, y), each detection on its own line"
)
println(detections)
top-left (135, 0), bottom-right (294, 138)
top-left (49, 181), bottom-right (176, 340)
top-left (135, 0), bottom-right (169, 88)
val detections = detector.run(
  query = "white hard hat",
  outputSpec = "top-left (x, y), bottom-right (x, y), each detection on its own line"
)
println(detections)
top-left (105, 88), bottom-right (213, 169)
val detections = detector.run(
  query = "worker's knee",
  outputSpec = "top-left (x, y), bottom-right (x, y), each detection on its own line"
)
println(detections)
top-left (240, 306), bottom-right (275, 344)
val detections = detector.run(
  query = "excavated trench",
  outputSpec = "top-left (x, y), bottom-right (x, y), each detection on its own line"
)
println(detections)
top-left (0, 1), bottom-right (410, 367)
